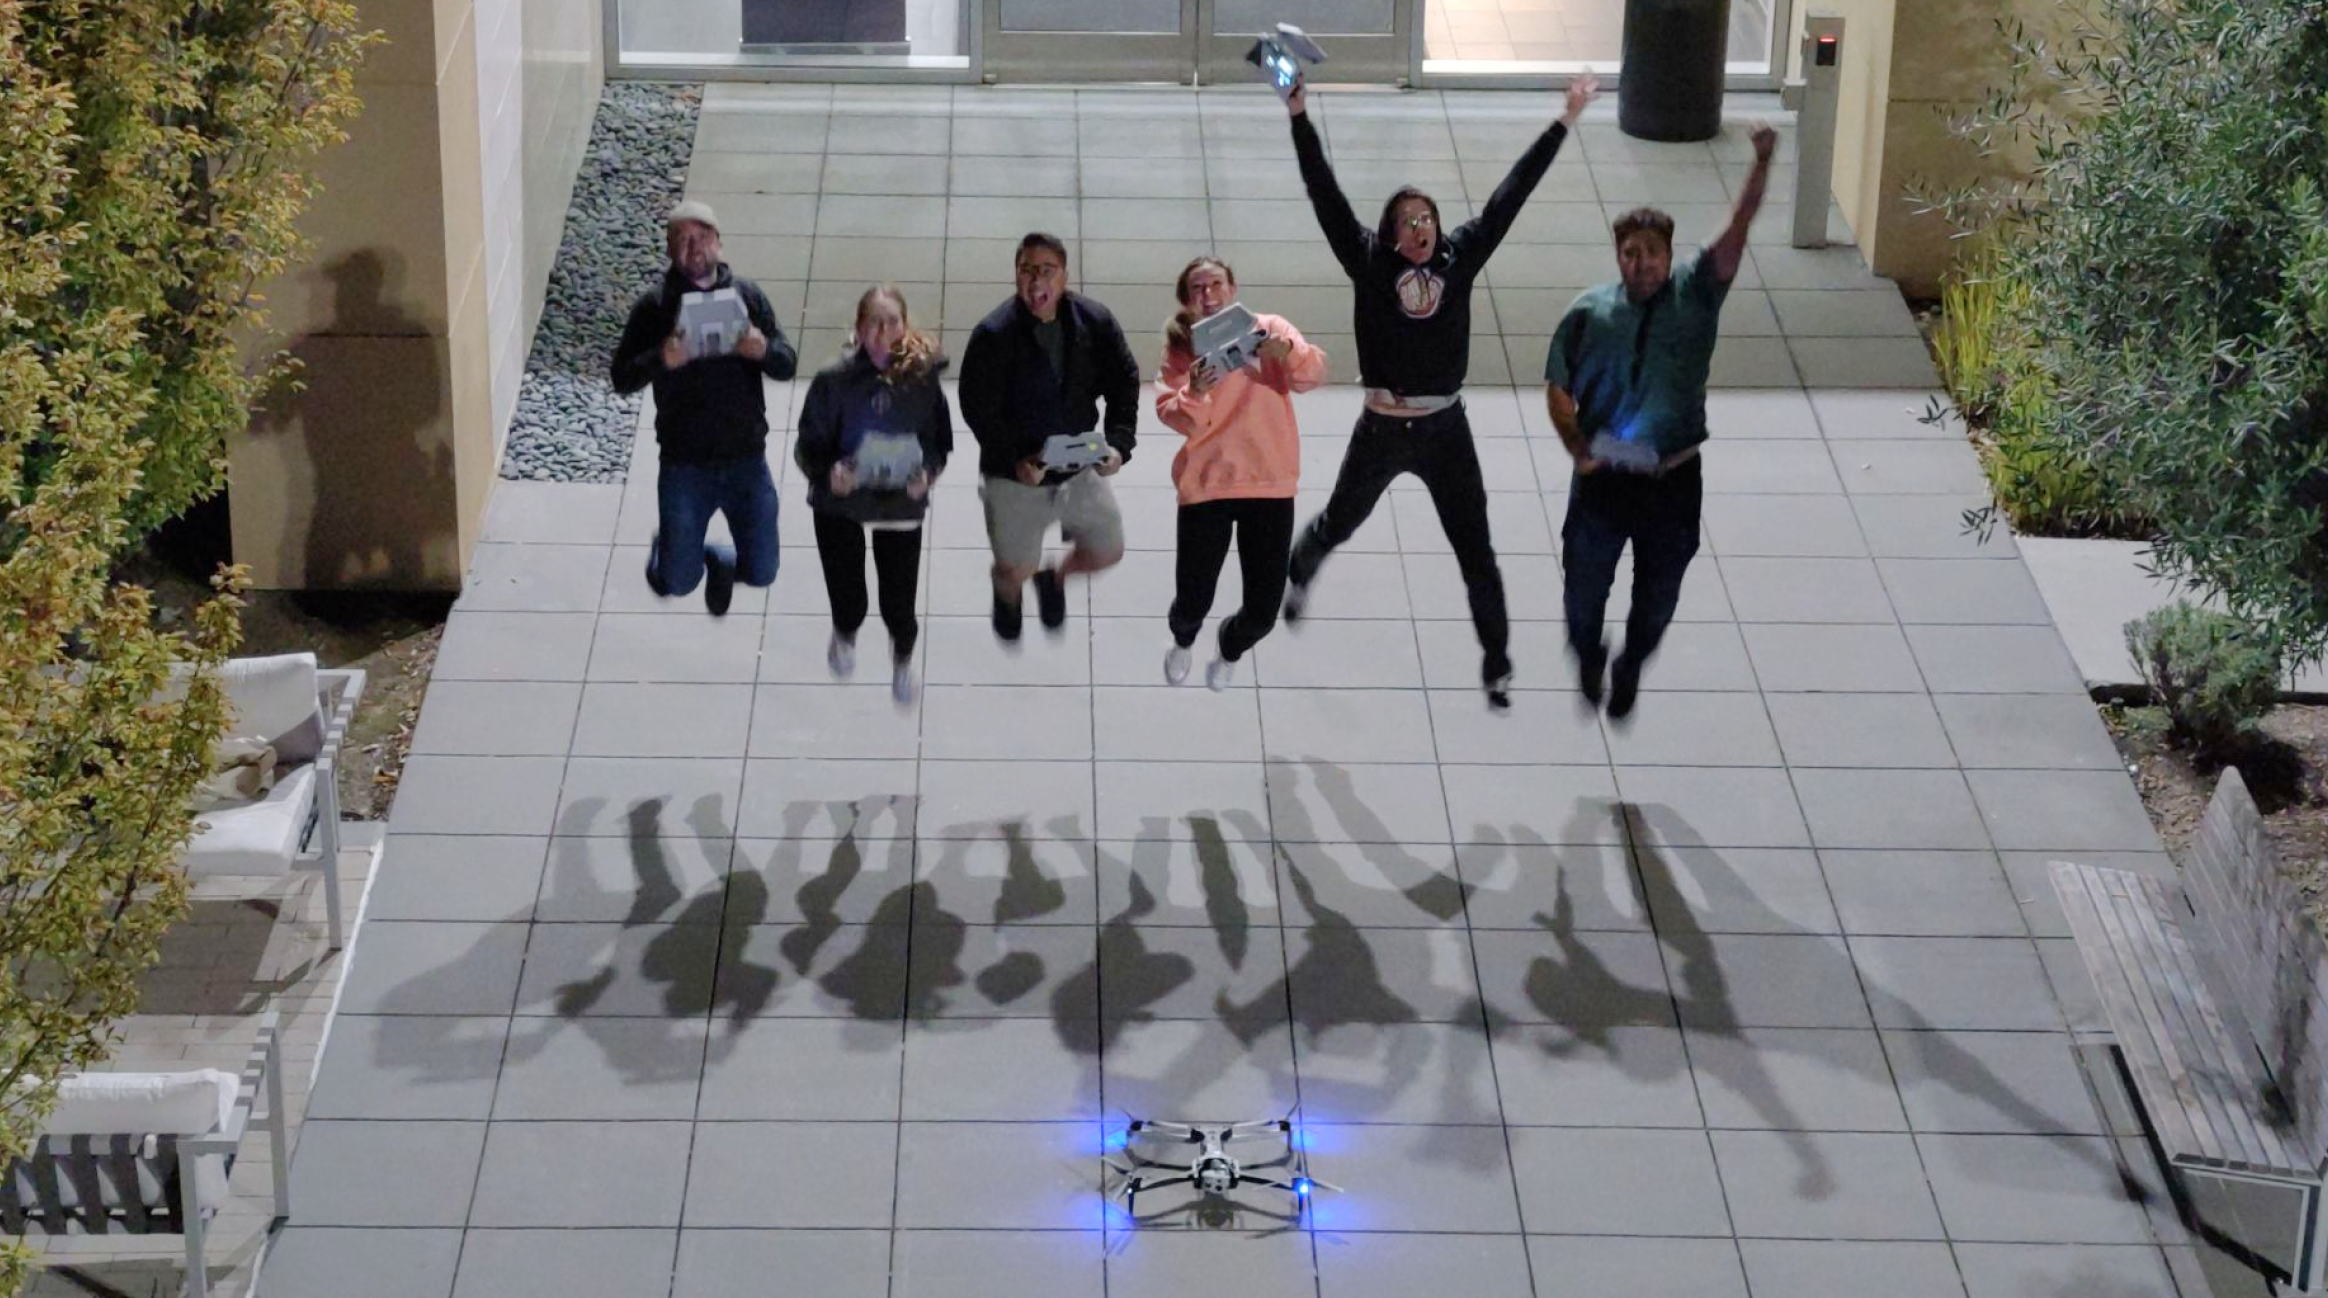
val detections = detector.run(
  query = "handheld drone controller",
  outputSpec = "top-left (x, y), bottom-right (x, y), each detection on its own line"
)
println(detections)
top-left (1245, 23), bottom-right (1327, 101)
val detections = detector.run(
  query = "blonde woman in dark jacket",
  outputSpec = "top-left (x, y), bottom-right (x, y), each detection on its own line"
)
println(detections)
top-left (795, 285), bottom-right (953, 704)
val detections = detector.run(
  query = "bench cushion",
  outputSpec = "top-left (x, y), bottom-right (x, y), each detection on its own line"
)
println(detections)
top-left (2, 1070), bottom-right (237, 1223)
top-left (43, 1070), bottom-right (235, 1138)
top-left (183, 763), bottom-right (317, 877)
top-left (217, 653), bottom-right (324, 765)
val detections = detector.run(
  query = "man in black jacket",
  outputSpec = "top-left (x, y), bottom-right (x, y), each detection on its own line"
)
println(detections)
top-left (610, 201), bottom-right (798, 616)
top-left (958, 232), bottom-right (1141, 641)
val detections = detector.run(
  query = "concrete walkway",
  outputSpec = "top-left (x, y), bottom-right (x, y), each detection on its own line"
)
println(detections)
top-left (255, 86), bottom-right (2246, 1298)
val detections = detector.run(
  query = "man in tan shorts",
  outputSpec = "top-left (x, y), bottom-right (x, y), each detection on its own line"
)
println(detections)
top-left (957, 233), bottom-right (1142, 640)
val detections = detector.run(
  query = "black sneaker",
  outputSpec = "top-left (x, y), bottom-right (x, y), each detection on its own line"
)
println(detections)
top-left (1282, 578), bottom-right (1310, 624)
top-left (1576, 647), bottom-right (1607, 708)
top-left (703, 550), bottom-right (735, 617)
top-left (1032, 567), bottom-right (1067, 632)
top-left (1607, 655), bottom-right (1642, 720)
top-left (1485, 673), bottom-right (1514, 711)
top-left (992, 592), bottom-right (1023, 642)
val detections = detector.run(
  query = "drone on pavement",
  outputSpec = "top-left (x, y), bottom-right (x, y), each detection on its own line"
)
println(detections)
top-left (1102, 1113), bottom-right (1340, 1220)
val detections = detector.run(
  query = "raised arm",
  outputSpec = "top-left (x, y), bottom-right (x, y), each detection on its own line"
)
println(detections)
top-left (1707, 124), bottom-right (1779, 285)
top-left (1285, 80), bottom-right (1369, 280)
top-left (1451, 74), bottom-right (1599, 265)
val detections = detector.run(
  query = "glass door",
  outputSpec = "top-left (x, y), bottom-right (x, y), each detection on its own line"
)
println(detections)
top-left (981, 0), bottom-right (1414, 84)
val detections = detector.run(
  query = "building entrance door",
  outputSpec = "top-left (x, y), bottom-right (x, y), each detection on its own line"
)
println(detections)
top-left (979, 0), bottom-right (1413, 85)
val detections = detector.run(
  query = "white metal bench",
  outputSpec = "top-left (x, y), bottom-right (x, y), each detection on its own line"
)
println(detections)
top-left (183, 654), bottom-right (364, 950)
top-left (2, 1012), bottom-right (289, 1298)
top-left (2053, 768), bottom-right (2328, 1290)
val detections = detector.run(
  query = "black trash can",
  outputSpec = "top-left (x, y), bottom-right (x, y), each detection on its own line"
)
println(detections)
top-left (1617, 0), bottom-right (1732, 142)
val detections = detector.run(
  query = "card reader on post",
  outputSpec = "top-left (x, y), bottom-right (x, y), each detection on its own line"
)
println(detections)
top-left (1246, 23), bottom-right (1327, 100)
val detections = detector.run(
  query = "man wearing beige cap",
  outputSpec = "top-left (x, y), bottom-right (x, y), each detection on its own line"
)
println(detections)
top-left (611, 200), bottom-right (798, 615)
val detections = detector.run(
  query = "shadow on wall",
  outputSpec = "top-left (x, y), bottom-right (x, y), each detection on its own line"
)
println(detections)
top-left (246, 249), bottom-right (459, 590)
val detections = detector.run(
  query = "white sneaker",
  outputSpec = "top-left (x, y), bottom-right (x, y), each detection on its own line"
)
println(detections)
top-left (1164, 644), bottom-right (1192, 685)
top-left (1206, 657), bottom-right (1235, 691)
top-left (891, 659), bottom-right (917, 705)
top-left (828, 632), bottom-right (856, 679)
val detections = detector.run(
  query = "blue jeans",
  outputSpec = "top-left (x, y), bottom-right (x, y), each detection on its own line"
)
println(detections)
top-left (648, 456), bottom-right (779, 597)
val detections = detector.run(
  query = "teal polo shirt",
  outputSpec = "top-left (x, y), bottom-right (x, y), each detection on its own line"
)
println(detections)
top-left (1544, 248), bottom-right (1731, 459)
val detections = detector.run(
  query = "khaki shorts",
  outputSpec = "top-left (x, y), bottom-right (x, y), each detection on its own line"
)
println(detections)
top-left (981, 472), bottom-right (1125, 571)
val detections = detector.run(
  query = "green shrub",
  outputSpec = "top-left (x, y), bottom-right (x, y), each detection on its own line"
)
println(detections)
top-left (1919, 0), bottom-right (2328, 664)
top-left (2124, 601), bottom-right (2281, 758)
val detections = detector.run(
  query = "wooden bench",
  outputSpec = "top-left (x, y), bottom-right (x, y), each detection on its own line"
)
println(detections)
top-left (2054, 767), bottom-right (2328, 1290)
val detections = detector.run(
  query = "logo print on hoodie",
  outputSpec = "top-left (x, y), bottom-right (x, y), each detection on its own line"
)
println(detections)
top-left (1395, 266), bottom-right (1445, 319)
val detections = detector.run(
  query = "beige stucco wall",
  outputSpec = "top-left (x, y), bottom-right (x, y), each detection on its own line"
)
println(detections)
top-left (229, 0), bottom-right (602, 591)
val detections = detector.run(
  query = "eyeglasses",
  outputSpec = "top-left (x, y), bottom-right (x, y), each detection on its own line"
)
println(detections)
top-left (1399, 212), bottom-right (1438, 231)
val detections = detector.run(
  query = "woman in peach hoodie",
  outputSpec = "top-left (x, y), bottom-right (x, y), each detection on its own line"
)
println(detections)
top-left (1155, 256), bottom-right (1329, 689)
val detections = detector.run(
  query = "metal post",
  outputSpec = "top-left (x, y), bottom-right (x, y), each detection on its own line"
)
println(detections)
top-left (1779, 11), bottom-right (1844, 248)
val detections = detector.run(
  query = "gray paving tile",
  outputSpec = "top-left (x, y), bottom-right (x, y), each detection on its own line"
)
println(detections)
top-left (1713, 1129), bottom-right (1944, 1239)
top-left (2035, 936), bottom-right (2106, 1035)
top-left (1751, 245), bottom-right (1895, 290)
top-left (1743, 622), bottom-right (1927, 692)
top-left (1769, 288), bottom-right (1921, 338)
top-left (1668, 932), bottom-right (1872, 1030)
top-left (1907, 624), bottom-right (2085, 694)
top-left (681, 1121), bottom-right (899, 1228)
top-left (1821, 850), bottom-right (2026, 937)
top-left (891, 1231), bottom-right (1105, 1298)
top-left (1811, 388), bottom-right (1954, 438)
top-left (1270, 760), bottom-right (1451, 844)
top-left (1459, 840), bottom-right (1648, 931)
top-left (1093, 832), bottom-right (1279, 929)
top-left (336, 921), bottom-right (528, 1016)
top-left (1853, 496), bottom-right (2020, 560)
top-left (1688, 1027), bottom-right (1908, 1131)
top-left (1766, 692), bottom-right (1956, 767)
top-left (1885, 1029), bottom-right (2103, 1135)
top-left (410, 681), bottom-right (582, 756)
top-left (1603, 690), bottom-right (1782, 767)
top-left (1700, 440), bottom-right (1844, 494)
top-left (1122, 919), bottom-right (1294, 1021)
top-left (697, 193), bottom-right (819, 237)
top-left (914, 834), bottom-right (1097, 926)
top-left (533, 833), bottom-right (732, 924)
top-left (262, 1227), bottom-right (463, 1298)
top-left (893, 1121), bottom-right (1101, 1229)
top-left (555, 756), bottom-right (747, 838)
top-left (1737, 1239), bottom-right (1966, 1298)
top-left (1853, 936), bottom-right (2062, 1031)
top-left (1954, 1243), bottom-right (2177, 1297)
top-left (1640, 846), bottom-right (1841, 935)
top-left (1102, 1017), bottom-right (1298, 1118)
top-left (1109, 1232), bottom-right (1315, 1298)
top-left (1794, 768), bottom-right (1991, 850)
top-left (697, 1016), bottom-right (903, 1120)
top-left (1703, 494), bottom-right (1869, 557)
top-left (1936, 694), bottom-right (2124, 770)
top-left (482, 482), bottom-right (623, 544)
top-left (304, 1015), bottom-right (509, 1120)
top-left (737, 757), bottom-right (917, 838)
top-left (1496, 1023), bottom-right (1705, 1126)
top-left (902, 1018), bottom-right (1101, 1120)
top-left (1880, 558), bottom-right (2053, 624)
top-left (572, 682), bottom-right (756, 758)
top-left (1619, 767), bottom-right (1811, 849)
top-left (718, 921), bottom-right (908, 1020)
top-left (514, 921), bottom-right (721, 1018)
top-left (287, 1120), bottom-right (483, 1227)
top-left (434, 611), bottom-right (598, 682)
top-left (367, 835), bottom-right (547, 922)
top-left (688, 150), bottom-right (824, 195)
top-left (492, 1017), bottom-right (707, 1120)
top-left (1277, 842), bottom-right (1468, 929)
top-left (1999, 851), bottom-right (2171, 939)
top-left (821, 153), bottom-right (950, 196)
top-left (1704, 388), bottom-right (1819, 438)
top-left (1305, 1125), bottom-right (1522, 1233)
top-left (921, 758), bottom-right (1100, 840)
top-left (1832, 439), bottom-right (1990, 495)
top-left (1919, 1133), bottom-right (2156, 1243)
top-left (1721, 557), bottom-right (1894, 623)
top-left (458, 543), bottom-right (610, 613)
top-left (1965, 769), bottom-right (2162, 852)
top-left (1474, 927), bottom-right (1675, 1028)
top-left (1526, 1237), bottom-right (1748, 1298)
top-left (470, 1121), bottom-right (693, 1227)
top-left (450, 1230), bottom-right (680, 1298)
top-left (911, 922), bottom-right (1095, 1019)
top-left (390, 754), bottom-right (567, 836)
top-left (1508, 1127), bottom-right (1731, 1235)
top-left (589, 609), bottom-right (765, 682)
top-left (1313, 1236), bottom-right (1534, 1298)
top-left (825, 112), bottom-right (950, 154)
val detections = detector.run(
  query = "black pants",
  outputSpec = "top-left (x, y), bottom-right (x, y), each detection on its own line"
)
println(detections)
top-left (1170, 496), bottom-right (1296, 663)
top-left (1560, 456), bottom-right (1703, 669)
top-left (1290, 405), bottom-right (1510, 679)
top-left (812, 511), bottom-right (922, 657)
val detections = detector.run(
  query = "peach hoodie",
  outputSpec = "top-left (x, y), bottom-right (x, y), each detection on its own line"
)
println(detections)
top-left (1154, 312), bottom-right (1330, 506)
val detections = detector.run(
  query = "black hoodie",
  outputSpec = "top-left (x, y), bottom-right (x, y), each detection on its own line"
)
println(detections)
top-left (958, 292), bottom-right (1140, 482)
top-left (1291, 111), bottom-right (1568, 398)
top-left (610, 263), bottom-right (799, 463)
top-left (795, 348), bottom-right (954, 524)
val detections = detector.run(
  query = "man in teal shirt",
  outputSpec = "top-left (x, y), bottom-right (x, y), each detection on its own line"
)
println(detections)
top-left (1545, 123), bottom-right (1778, 719)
